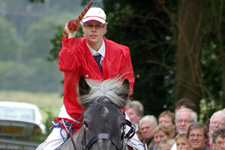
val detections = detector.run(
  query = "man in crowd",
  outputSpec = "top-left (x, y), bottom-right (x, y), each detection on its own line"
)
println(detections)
top-left (139, 115), bottom-right (158, 149)
top-left (171, 108), bottom-right (198, 150)
top-left (176, 108), bottom-right (198, 134)
top-left (208, 110), bottom-right (225, 147)
top-left (187, 122), bottom-right (211, 150)
top-left (211, 128), bottom-right (225, 150)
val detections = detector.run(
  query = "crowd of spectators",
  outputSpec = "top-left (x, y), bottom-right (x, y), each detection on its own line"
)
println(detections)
top-left (125, 98), bottom-right (225, 150)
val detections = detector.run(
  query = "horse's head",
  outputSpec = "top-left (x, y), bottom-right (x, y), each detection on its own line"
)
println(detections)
top-left (78, 76), bottom-right (130, 150)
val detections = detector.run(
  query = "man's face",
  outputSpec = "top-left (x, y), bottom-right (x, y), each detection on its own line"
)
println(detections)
top-left (159, 115), bottom-right (176, 134)
top-left (176, 111), bottom-right (194, 134)
top-left (188, 128), bottom-right (207, 150)
top-left (140, 121), bottom-right (155, 140)
top-left (212, 135), bottom-right (225, 150)
top-left (126, 108), bottom-right (141, 124)
top-left (209, 114), bottom-right (225, 138)
top-left (82, 20), bottom-right (106, 45)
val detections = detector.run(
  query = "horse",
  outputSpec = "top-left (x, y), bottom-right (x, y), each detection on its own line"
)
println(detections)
top-left (60, 76), bottom-right (135, 150)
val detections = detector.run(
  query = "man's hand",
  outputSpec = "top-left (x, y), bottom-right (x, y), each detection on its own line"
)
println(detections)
top-left (62, 21), bottom-right (78, 39)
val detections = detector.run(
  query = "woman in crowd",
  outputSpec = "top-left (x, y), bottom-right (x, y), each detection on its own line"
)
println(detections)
top-left (175, 133), bottom-right (192, 150)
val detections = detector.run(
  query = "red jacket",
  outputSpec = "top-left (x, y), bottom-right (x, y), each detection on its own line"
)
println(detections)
top-left (58, 37), bottom-right (134, 120)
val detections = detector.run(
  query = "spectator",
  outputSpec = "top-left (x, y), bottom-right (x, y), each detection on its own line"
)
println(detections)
top-left (171, 108), bottom-right (197, 150)
top-left (125, 100), bottom-right (144, 140)
top-left (187, 122), bottom-right (211, 150)
top-left (139, 115), bottom-right (158, 150)
top-left (158, 110), bottom-right (177, 138)
top-left (126, 100), bottom-right (144, 124)
top-left (175, 133), bottom-right (192, 150)
top-left (153, 125), bottom-right (170, 150)
top-left (175, 98), bottom-right (197, 112)
top-left (208, 110), bottom-right (225, 147)
top-left (159, 139), bottom-right (175, 150)
top-left (211, 128), bottom-right (225, 150)
top-left (176, 108), bottom-right (198, 134)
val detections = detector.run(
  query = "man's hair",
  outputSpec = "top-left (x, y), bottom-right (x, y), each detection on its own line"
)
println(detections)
top-left (212, 128), bottom-right (225, 143)
top-left (210, 110), bottom-right (225, 123)
top-left (159, 110), bottom-right (175, 125)
top-left (175, 108), bottom-right (198, 124)
top-left (187, 122), bottom-right (208, 139)
top-left (125, 100), bottom-right (144, 117)
top-left (139, 115), bottom-right (158, 127)
top-left (153, 125), bottom-right (170, 136)
top-left (175, 98), bottom-right (196, 111)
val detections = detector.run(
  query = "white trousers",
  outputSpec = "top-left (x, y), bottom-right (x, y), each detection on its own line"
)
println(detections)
top-left (36, 105), bottom-right (145, 150)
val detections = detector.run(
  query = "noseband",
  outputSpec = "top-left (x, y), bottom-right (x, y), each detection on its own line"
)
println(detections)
top-left (82, 125), bottom-right (122, 150)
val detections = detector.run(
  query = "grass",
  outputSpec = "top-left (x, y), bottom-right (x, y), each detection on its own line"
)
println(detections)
top-left (0, 90), bottom-right (63, 123)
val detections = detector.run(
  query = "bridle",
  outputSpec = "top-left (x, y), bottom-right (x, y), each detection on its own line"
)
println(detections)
top-left (69, 117), bottom-right (135, 150)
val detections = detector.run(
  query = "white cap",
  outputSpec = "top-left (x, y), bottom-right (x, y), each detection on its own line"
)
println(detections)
top-left (82, 7), bottom-right (106, 24)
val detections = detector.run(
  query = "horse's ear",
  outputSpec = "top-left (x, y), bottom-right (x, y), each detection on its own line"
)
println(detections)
top-left (78, 76), bottom-right (91, 96)
top-left (122, 79), bottom-right (130, 99)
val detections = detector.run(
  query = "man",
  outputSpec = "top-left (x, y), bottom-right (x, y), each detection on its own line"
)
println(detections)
top-left (211, 128), bottom-right (225, 150)
top-left (208, 110), bottom-right (225, 147)
top-left (139, 115), bottom-right (158, 149)
top-left (171, 108), bottom-right (197, 150)
top-left (158, 110), bottom-right (177, 138)
top-left (187, 122), bottom-right (211, 150)
top-left (37, 7), bottom-right (142, 150)
top-left (176, 108), bottom-right (198, 134)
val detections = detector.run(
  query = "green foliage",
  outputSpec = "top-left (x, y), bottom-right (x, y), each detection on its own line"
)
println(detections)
top-left (24, 18), bottom-right (58, 61)
top-left (43, 110), bottom-right (54, 136)
top-left (199, 98), bottom-right (221, 123)
top-left (0, 16), bottom-right (24, 61)
top-left (0, 60), bottom-right (62, 92)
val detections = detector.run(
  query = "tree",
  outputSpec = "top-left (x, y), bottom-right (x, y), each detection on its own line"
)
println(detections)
top-left (175, 0), bottom-right (206, 114)
top-left (0, 16), bottom-right (24, 61)
top-left (24, 18), bottom-right (60, 61)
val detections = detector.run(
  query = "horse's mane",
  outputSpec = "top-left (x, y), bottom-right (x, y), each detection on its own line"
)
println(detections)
top-left (78, 76), bottom-right (129, 108)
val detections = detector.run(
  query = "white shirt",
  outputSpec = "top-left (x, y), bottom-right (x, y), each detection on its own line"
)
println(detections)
top-left (87, 40), bottom-right (105, 65)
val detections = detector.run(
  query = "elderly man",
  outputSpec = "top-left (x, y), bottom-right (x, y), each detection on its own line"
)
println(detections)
top-left (187, 122), bottom-right (211, 150)
top-left (176, 108), bottom-right (198, 134)
top-left (211, 128), bottom-right (225, 150)
top-left (139, 115), bottom-right (158, 150)
top-left (208, 110), bottom-right (225, 147)
top-left (171, 108), bottom-right (198, 150)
